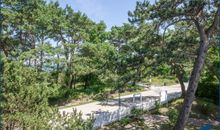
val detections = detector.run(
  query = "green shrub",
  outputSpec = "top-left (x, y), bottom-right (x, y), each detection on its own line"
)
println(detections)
top-left (51, 109), bottom-right (94, 130)
top-left (130, 108), bottom-right (144, 117)
top-left (94, 91), bottom-right (109, 101)
top-left (161, 123), bottom-right (173, 130)
top-left (196, 99), bottom-right (216, 117)
top-left (136, 118), bottom-right (146, 128)
top-left (196, 82), bottom-right (218, 104)
top-left (158, 64), bottom-right (170, 75)
top-left (167, 108), bottom-right (179, 126)
top-left (154, 100), bottom-right (161, 114)
top-left (199, 103), bottom-right (211, 115)
top-left (119, 117), bottom-right (131, 126)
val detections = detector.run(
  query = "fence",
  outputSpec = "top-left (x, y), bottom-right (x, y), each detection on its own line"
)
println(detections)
top-left (93, 91), bottom-right (182, 129)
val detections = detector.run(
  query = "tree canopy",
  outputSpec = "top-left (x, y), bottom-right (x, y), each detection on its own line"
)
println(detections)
top-left (0, 0), bottom-right (218, 129)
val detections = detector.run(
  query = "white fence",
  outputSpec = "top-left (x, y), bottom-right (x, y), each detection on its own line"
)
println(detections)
top-left (93, 91), bottom-right (182, 129)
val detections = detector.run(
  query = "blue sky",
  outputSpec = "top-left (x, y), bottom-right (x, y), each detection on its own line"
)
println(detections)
top-left (52, 0), bottom-right (155, 30)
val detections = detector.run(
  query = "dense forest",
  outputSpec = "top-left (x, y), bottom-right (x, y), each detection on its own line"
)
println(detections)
top-left (0, 0), bottom-right (219, 130)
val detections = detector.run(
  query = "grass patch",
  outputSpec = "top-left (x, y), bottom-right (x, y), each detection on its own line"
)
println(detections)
top-left (142, 76), bottom-right (178, 86)
top-left (156, 98), bottom-right (218, 120)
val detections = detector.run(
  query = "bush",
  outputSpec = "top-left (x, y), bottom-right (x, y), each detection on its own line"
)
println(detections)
top-left (196, 82), bottom-right (218, 104)
top-left (51, 108), bottom-right (94, 130)
top-left (161, 123), bottom-right (173, 130)
top-left (154, 100), bottom-right (161, 114)
top-left (119, 117), bottom-right (131, 126)
top-left (195, 98), bottom-right (216, 118)
top-left (198, 103), bottom-right (211, 115)
top-left (94, 91), bottom-right (109, 101)
top-left (167, 108), bottom-right (179, 126)
top-left (130, 108), bottom-right (144, 117)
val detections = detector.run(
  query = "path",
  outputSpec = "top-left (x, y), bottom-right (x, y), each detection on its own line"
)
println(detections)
top-left (59, 83), bottom-right (188, 128)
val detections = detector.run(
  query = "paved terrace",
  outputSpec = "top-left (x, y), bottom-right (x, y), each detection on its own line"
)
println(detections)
top-left (59, 83), bottom-right (187, 128)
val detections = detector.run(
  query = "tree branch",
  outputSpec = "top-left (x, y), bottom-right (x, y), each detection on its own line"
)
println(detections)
top-left (205, 9), bottom-right (219, 36)
top-left (0, 39), bottom-right (9, 57)
top-left (162, 18), bottom-right (194, 44)
top-left (193, 19), bottom-right (208, 45)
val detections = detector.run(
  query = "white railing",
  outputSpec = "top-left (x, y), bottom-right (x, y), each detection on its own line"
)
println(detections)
top-left (93, 91), bottom-right (182, 129)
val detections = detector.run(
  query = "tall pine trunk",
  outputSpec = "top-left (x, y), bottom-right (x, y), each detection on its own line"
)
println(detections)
top-left (173, 9), bottom-right (219, 128)
top-left (173, 38), bottom-right (209, 130)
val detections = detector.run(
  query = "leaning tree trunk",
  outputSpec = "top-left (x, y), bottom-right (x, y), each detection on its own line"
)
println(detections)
top-left (172, 64), bottom-right (186, 97)
top-left (173, 38), bottom-right (209, 130)
top-left (177, 74), bottom-right (186, 97)
top-left (173, 9), bottom-right (219, 128)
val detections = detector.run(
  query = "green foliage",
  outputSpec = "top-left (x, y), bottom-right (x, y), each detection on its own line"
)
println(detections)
top-left (51, 109), bottom-right (94, 130)
top-left (129, 1), bottom-right (218, 129)
top-left (192, 98), bottom-right (218, 120)
top-left (130, 108), bottom-right (144, 117)
top-left (167, 108), bottom-right (179, 126)
top-left (117, 109), bottom-right (148, 129)
top-left (157, 64), bottom-right (170, 75)
top-left (154, 100), bottom-right (161, 114)
top-left (1, 55), bottom-right (94, 129)
top-left (197, 102), bottom-right (212, 116)
top-left (119, 117), bottom-right (131, 126)
top-left (197, 47), bottom-right (219, 104)
top-left (0, 53), bottom-right (3, 130)
top-left (196, 82), bottom-right (218, 105)
top-left (143, 76), bottom-right (177, 86)
top-left (1, 0), bottom-right (218, 129)
top-left (2, 58), bottom-right (54, 129)
top-left (205, 47), bottom-right (220, 81)
top-left (77, 42), bottom-right (118, 87)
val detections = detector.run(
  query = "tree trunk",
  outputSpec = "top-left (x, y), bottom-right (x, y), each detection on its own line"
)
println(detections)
top-left (73, 75), bottom-right (76, 89)
top-left (132, 80), bottom-right (136, 86)
top-left (9, 121), bottom-right (14, 130)
top-left (173, 39), bottom-right (209, 130)
top-left (56, 42), bottom-right (60, 84)
top-left (34, 58), bottom-right (37, 68)
top-left (40, 50), bottom-right (43, 69)
top-left (0, 43), bottom-right (9, 57)
top-left (69, 74), bottom-right (74, 88)
top-left (171, 63), bottom-right (186, 97)
top-left (56, 62), bottom-right (59, 84)
top-left (177, 74), bottom-right (186, 97)
top-left (84, 75), bottom-right (90, 89)
top-left (65, 56), bottom-right (72, 88)
top-left (40, 37), bottom-right (44, 70)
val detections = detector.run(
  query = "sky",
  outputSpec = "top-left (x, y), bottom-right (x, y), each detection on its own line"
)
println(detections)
top-left (52, 0), bottom-right (155, 30)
